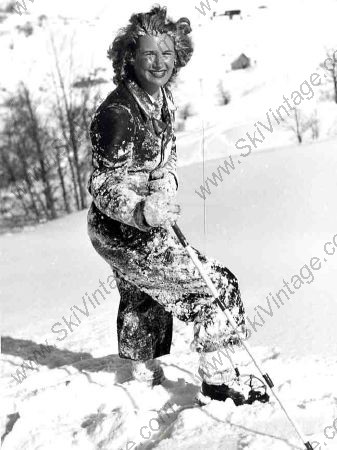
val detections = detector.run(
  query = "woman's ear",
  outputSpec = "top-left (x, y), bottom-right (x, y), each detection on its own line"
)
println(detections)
top-left (127, 52), bottom-right (136, 66)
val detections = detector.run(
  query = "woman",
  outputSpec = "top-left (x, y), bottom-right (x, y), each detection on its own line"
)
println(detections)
top-left (87, 6), bottom-right (261, 405)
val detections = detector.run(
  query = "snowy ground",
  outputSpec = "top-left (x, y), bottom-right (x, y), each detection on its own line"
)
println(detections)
top-left (2, 138), bottom-right (337, 449)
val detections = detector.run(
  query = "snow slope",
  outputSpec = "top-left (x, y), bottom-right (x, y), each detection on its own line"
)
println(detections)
top-left (1, 138), bottom-right (337, 449)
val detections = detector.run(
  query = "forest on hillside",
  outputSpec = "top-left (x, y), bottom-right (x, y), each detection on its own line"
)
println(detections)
top-left (0, 32), bottom-right (107, 233)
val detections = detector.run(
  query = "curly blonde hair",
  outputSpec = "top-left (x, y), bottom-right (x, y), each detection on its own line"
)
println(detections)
top-left (107, 5), bottom-right (193, 85)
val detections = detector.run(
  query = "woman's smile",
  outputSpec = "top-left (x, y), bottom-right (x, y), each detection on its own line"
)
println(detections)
top-left (149, 69), bottom-right (167, 78)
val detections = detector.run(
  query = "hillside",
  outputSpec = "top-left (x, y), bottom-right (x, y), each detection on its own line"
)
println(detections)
top-left (1, 0), bottom-right (337, 150)
top-left (1, 138), bottom-right (337, 449)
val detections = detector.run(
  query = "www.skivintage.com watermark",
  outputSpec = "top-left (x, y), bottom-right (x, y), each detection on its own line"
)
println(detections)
top-left (11, 274), bottom-right (118, 385)
top-left (195, 0), bottom-right (220, 17)
top-left (120, 401), bottom-right (177, 450)
top-left (13, 0), bottom-right (34, 16)
top-left (311, 416), bottom-right (337, 449)
top-left (197, 231), bottom-right (337, 380)
top-left (195, 50), bottom-right (337, 200)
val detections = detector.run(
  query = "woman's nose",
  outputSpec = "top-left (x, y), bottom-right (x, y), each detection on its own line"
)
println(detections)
top-left (153, 53), bottom-right (164, 68)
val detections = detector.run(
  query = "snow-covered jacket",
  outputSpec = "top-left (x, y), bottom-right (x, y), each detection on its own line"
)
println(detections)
top-left (88, 80), bottom-right (178, 231)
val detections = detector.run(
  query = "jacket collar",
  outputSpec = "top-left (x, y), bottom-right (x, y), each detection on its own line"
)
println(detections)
top-left (125, 80), bottom-right (176, 120)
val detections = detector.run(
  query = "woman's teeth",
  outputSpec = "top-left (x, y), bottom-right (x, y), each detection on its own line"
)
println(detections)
top-left (150, 70), bottom-right (166, 78)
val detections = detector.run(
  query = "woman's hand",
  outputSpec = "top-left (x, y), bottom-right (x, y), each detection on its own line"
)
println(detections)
top-left (143, 192), bottom-right (180, 227)
top-left (148, 168), bottom-right (177, 195)
top-left (149, 168), bottom-right (167, 180)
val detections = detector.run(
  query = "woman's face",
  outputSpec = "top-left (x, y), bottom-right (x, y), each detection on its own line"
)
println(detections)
top-left (133, 34), bottom-right (175, 96)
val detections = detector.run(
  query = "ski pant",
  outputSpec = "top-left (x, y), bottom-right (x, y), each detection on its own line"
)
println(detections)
top-left (88, 203), bottom-right (247, 364)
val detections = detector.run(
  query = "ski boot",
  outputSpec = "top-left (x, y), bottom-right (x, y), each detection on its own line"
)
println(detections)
top-left (197, 374), bottom-right (270, 406)
top-left (131, 359), bottom-right (165, 387)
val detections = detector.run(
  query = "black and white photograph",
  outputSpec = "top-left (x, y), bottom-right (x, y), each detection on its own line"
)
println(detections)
top-left (1, 0), bottom-right (337, 449)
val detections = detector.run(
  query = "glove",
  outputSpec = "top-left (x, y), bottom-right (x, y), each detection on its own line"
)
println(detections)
top-left (143, 192), bottom-right (180, 228)
top-left (148, 168), bottom-right (177, 195)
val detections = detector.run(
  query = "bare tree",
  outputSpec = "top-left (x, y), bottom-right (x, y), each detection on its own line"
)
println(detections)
top-left (50, 133), bottom-right (71, 214)
top-left (286, 108), bottom-right (310, 144)
top-left (217, 81), bottom-right (231, 105)
top-left (20, 84), bottom-right (57, 219)
top-left (179, 103), bottom-right (195, 121)
top-left (0, 142), bottom-right (36, 220)
top-left (307, 109), bottom-right (320, 140)
top-left (50, 35), bottom-right (87, 210)
top-left (1, 94), bottom-right (52, 222)
top-left (0, 32), bottom-right (104, 230)
top-left (321, 49), bottom-right (337, 103)
top-left (50, 83), bottom-right (81, 210)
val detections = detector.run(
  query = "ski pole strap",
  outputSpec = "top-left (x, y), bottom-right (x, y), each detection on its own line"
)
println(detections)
top-left (172, 223), bottom-right (188, 248)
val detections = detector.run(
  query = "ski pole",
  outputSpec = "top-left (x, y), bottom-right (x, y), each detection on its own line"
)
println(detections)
top-left (171, 222), bottom-right (313, 450)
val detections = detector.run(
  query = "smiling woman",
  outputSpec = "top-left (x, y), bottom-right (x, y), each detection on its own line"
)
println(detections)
top-left (107, 6), bottom-right (192, 89)
top-left (86, 5), bottom-right (256, 405)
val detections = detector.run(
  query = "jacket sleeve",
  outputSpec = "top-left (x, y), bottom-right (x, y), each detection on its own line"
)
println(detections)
top-left (88, 105), bottom-right (150, 231)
